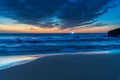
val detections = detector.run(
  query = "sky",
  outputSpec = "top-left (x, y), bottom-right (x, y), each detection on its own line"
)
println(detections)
top-left (0, 0), bottom-right (120, 33)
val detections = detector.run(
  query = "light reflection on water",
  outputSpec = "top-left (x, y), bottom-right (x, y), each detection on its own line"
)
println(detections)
top-left (0, 55), bottom-right (41, 70)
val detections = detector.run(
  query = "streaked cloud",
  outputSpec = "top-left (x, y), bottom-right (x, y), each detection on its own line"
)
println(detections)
top-left (0, 0), bottom-right (115, 29)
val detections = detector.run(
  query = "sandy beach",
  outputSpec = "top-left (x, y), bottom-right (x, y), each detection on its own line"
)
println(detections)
top-left (0, 53), bottom-right (120, 80)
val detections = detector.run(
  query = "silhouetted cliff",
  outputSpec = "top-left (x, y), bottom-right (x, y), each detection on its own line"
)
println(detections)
top-left (108, 28), bottom-right (120, 37)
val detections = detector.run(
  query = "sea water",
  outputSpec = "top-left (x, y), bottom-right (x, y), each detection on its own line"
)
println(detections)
top-left (0, 33), bottom-right (120, 55)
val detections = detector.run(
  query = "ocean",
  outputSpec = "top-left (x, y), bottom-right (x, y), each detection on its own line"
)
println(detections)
top-left (0, 33), bottom-right (120, 55)
top-left (1, 33), bottom-right (120, 80)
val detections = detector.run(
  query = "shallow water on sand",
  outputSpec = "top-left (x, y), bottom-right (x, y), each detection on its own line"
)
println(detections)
top-left (0, 55), bottom-right (41, 70)
top-left (0, 50), bottom-right (120, 70)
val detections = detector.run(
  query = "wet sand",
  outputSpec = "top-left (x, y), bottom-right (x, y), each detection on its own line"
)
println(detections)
top-left (0, 54), bottom-right (120, 80)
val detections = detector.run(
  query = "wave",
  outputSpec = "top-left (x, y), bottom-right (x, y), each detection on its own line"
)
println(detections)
top-left (0, 33), bottom-right (120, 55)
top-left (0, 36), bottom-right (119, 43)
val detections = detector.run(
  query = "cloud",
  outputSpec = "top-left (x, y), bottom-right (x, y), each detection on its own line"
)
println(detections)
top-left (0, 0), bottom-right (115, 29)
top-left (89, 22), bottom-right (109, 27)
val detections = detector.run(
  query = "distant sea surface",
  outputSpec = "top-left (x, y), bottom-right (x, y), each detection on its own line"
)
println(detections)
top-left (0, 33), bottom-right (120, 55)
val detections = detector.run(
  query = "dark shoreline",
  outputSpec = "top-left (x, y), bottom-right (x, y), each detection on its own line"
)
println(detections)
top-left (0, 53), bottom-right (120, 80)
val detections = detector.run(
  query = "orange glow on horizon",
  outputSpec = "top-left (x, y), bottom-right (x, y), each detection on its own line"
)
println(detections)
top-left (0, 24), bottom-right (112, 33)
